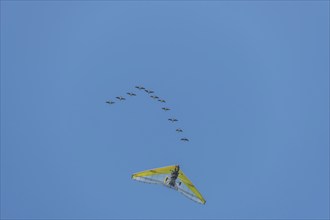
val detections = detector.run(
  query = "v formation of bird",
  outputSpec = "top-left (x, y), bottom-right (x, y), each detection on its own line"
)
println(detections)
top-left (106, 85), bottom-right (189, 142)
top-left (105, 85), bottom-right (208, 205)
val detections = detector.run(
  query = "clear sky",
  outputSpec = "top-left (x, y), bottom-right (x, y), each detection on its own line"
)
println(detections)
top-left (1, 1), bottom-right (329, 219)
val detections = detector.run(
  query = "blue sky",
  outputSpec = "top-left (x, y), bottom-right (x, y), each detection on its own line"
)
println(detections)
top-left (1, 1), bottom-right (329, 219)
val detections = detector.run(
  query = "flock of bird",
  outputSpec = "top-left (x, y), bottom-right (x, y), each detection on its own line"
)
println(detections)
top-left (106, 86), bottom-right (189, 142)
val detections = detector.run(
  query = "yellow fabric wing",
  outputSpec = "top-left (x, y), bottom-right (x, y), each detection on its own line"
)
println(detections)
top-left (132, 165), bottom-right (206, 205)
top-left (178, 170), bottom-right (206, 204)
top-left (131, 165), bottom-right (177, 185)
top-left (132, 165), bottom-right (177, 178)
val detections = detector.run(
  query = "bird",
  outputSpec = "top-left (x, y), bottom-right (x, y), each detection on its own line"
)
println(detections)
top-left (127, 92), bottom-right (137, 96)
top-left (116, 96), bottom-right (126, 101)
top-left (168, 118), bottom-right (178, 122)
top-left (150, 95), bottom-right (159, 99)
top-left (181, 138), bottom-right (189, 142)
top-left (135, 86), bottom-right (145, 90)
top-left (106, 100), bottom-right (115, 104)
top-left (176, 128), bottom-right (183, 132)
top-left (162, 107), bottom-right (170, 111)
top-left (145, 89), bottom-right (154, 94)
top-left (158, 99), bottom-right (166, 103)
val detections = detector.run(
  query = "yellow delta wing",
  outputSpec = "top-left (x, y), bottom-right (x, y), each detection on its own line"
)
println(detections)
top-left (132, 165), bottom-right (206, 205)
top-left (178, 170), bottom-right (206, 204)
top-left (131, 165), bottom-right (177, 185)
top-left (132, 165), bottom-right (177, 178)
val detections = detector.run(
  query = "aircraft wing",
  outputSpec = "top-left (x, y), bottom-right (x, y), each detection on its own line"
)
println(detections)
top-left (178, 170), bottom-right (206, 204)
top-left (131, 165), bottom-right (177, 185)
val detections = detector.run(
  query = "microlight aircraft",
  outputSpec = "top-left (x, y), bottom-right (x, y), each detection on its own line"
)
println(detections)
top-left (132, 165), bottom-right (206, 204)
